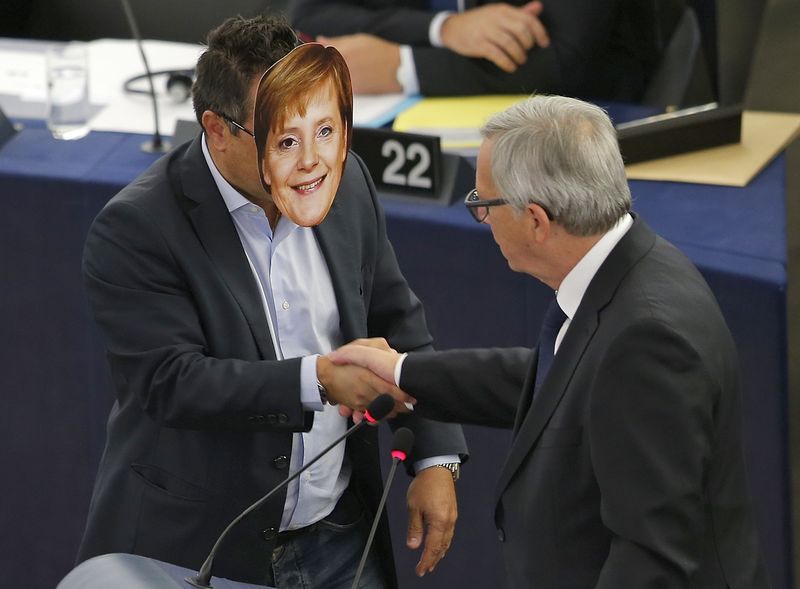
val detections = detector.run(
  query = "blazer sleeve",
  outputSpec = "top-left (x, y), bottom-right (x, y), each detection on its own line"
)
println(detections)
top-left (290, 0), bottom-right (435, 46)
top-left (590, 319), bottom-right (717, 587)
top-left (82, 196), bottom-right (309, 433)
top-left (412, 0), bottom-right (624, 96)
top-left (349, 153), bottom-right (469, 463)
top-left (291, 0), bottom-right (626, 97)
top-left (399, 348), bottom-right (532, 428)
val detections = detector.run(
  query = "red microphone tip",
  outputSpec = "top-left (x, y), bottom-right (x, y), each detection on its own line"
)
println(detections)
top-left (391, 450), bottom-right (407, 461)
top-left (364, 410), bottom-right (377, 424)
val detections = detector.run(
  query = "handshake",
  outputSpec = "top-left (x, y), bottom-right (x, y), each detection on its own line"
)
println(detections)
top-left (317, 338), bottom-right (414, 421)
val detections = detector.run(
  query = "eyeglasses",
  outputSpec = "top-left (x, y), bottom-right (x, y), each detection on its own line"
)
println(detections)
top-left (463, 189), bottom-right (509, 223)
top-left (463, 188), bottom-right (555, 223)
top-left (218, 112), bottom-right (255, 138)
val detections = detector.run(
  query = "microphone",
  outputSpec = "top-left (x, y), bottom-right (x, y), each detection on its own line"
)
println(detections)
top-left (351, 427), bottom-right (415, 589)
top-left (119, 0), bottom-right (171, 153)
top-left (186, 393), bottom-right (396, 589)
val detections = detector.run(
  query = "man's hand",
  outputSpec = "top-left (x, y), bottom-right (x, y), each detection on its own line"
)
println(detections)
top-left (323, 339), bottom-right (410, 420)
top-left (317, 354), bottom-right (413, 411)
top-left (406, 465), bottom-right (458, 576)
top-left (441, 1), bottom-right (549, 72)
top-left (328, 343), bottom-right (401, 383)
top-left (317, 34), bottom-right (402, 94)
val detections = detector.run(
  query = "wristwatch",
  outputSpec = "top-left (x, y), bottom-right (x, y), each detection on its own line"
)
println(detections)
top-left (432, 462), bottom-right (460, 483)
top-left (316, 379), bottom-right (329, 405)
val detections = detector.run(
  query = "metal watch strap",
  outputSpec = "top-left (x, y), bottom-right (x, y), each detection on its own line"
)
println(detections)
top-left (316, 379), bottom-right (328, 405)
top-left (432, 462), bottom-right (460, 482)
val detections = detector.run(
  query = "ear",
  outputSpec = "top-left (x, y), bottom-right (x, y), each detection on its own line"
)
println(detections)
top-left (525, 203), bottom-right (552, 242)
top-left (202, 110), bottom-right (228, 151)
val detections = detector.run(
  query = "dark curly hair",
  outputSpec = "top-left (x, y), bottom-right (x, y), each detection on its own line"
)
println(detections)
top-left (191, 15), bottom-right (300, 131)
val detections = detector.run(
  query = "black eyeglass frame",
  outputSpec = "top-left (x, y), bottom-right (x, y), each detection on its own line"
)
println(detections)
top-left (218, 112), bottom-right (255, 138)
top-left (463, 188), bottom-right (554, 223)
top-left (463, 189), bottom-right (507, 223)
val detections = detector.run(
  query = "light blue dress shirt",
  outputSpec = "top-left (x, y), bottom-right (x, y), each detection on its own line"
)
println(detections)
top-left (201, 138), bottom-right (457, 531)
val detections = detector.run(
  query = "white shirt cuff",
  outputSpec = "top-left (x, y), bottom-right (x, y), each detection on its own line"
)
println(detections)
top-left (414, 455), bottom-right (461, 474)
top-left (394, 352), bottom-right (454, 473)
top-left (394, 352), bottom-right (409, 386)
top-left (428, 11), bottom-right (453, 47)
top-left (397, 45), bottom-right (420, 95)
top-left (301, 354), bottom-right (325, 411)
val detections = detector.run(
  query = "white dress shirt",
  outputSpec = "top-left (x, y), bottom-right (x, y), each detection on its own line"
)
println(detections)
top-left (553, 213), bottom-right (634, 352)
top-left (202, 137), bottom-right (457, 530)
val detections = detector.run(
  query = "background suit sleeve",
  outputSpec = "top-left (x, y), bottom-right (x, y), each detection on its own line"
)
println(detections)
top-left (412, 0), bottom-right (623, 96)
top-left (290, 0), bottom-right (435, 45)
top-left (291, 0), bottom-right (632, 97)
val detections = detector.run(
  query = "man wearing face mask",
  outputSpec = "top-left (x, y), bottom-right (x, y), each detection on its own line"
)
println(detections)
top-left (76, 15), bottom-right (467, 589)
top-left (253, 43), bottom-right (351, 228)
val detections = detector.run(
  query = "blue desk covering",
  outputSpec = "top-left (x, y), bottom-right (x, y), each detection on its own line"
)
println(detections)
top-left (0, 116), bottom-right (791, 589)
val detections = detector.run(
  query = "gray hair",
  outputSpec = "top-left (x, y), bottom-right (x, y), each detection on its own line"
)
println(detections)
top-left (481, 95), bottom-right (631, 236)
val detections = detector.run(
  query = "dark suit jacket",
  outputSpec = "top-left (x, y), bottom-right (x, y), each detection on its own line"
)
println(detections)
top-left (289, 0), bottom-right (660, 100)
top-left (77, 136), bottom-right (467, 586)
top-left (400, 216), bottom-right (770, 588)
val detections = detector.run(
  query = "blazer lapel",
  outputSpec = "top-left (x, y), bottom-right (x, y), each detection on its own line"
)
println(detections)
top-left (495, 311), bottom-right (599, 501)
top-left (173, 138), bottom-right (276, 360)
top-left (313, 193), bottom-right (365, 342)
top-left (494, 214), bottom-right (657, 502)
top-left (511, 351), bottom-right (538, 434)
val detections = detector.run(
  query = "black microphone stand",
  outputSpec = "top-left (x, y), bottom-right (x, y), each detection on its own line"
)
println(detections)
top-left (187, 394), bottom-right (396, 589)
top-left (351, 427), bottom-right (414, 589)
top-left (120, 0), bottom-right (171, 153)
top-left (186, 421), bottom-right (365, 588)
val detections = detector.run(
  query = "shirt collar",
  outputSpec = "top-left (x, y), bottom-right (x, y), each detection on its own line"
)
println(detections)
top-left (200, 133), bottom-right (257, 214)
top-left (556, 213), bottom-right (633, 319)
top-left (200, 134), bottom-right (300, 237)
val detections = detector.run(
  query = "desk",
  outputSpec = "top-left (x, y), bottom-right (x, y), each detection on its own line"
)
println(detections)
top-left (0, 119), bottom-right (793, 589)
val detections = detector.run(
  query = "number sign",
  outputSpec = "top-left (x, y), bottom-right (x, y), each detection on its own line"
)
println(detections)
top-left (352, 127), bottom-right (443, 201)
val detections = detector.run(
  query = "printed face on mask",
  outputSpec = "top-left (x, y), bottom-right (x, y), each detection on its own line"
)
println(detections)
top-left (260, 81), bottom-right (346, 226)
top-left (254, 43), bottom-right (353, 227)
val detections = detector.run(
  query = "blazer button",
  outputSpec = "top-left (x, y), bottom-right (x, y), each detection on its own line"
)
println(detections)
top-left (261, 527), bottom-right (278, 541)
top-left (278, 413), bottom-right (288, 424)
top-left (255, 415), bottom-right (266, 424)
top-left (267, 414), bottom-right (278, 425)
top-left (273, 455), bottom-right (288, 470)
top-left (497, 528), bottom-right (505, 542)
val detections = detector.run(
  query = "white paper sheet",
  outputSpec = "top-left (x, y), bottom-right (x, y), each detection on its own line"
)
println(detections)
top-left (0, 51), bottom-right (47, 102)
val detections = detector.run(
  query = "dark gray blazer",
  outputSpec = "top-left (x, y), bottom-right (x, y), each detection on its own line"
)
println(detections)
top-left (77, 136), bottom-right (467, 586)
top-left (289, 0), bottom-right (659, 100)
top-left (400, 216), bottom-right (770, 588)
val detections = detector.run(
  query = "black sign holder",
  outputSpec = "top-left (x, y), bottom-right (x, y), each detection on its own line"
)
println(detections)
top-left (352, 127), bottom-right (472, 206)
top-left (616, 103), bottom-right (742, 164)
